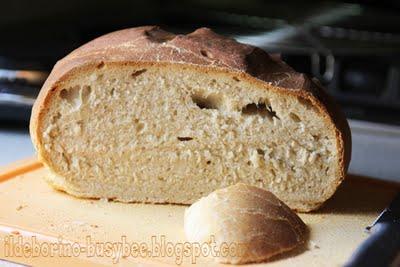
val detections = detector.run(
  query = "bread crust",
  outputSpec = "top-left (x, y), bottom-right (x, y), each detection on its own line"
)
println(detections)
top-left (184, 183), bottom-right (307, 264)
top-left (30, 26), bottom-right (351, 211)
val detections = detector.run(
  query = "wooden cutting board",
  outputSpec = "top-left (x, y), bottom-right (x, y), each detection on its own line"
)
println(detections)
top-left (0, 157), bottom-right (398, 267)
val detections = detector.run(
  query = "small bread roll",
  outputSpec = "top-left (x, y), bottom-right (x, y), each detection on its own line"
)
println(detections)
top-left (184, 183), bottom-right (307, 264)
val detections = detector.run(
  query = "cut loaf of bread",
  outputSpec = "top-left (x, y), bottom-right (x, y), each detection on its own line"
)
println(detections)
top-left (30, 26), bottom-right (351, 212)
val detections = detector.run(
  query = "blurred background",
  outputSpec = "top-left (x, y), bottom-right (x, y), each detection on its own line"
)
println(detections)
top-left (0, 0), bottom-right (399, 180)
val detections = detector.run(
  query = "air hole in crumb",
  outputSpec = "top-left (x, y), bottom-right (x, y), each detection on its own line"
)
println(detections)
top-left (233, 77), bottom-right (240, 82)
top-left (312, 134), bottom-right (320, 141)
top-left (52, 112), bottom-right (61, 123)
top-left (192, 93), bottom-right (222, 110)
top-left (137, 123), bottom-right (144, 132)
top-left (110, 88), bottom-right (116, 96)
top-left (61, 152), bottom-right (71, 170)
top-left (267, 105), bottom-right (280, 120)
top-left (59, 86), bottom-right (90, 108)
top-left (131, 69), bottom-right (147, 78)
top-left (242, 102), bottom-right (280, 120)
top-left (59, 89), bottom-right (69, 99)
top-left (247, 161), bottom-right (251, 166)
top-left (206, 160), bottom-right (211, 165)
top-left (134, 119), bottom-right (144, 132)
top-left (81, 86), bottom-right (91, 103)
top-left (298, 97), bottom-right (314, 111)
top-left (177, 137), bottom-right (193, 141)
top-left (289, 112), bottom-right (301, 122)
top-left (257, 149), bottom-right (265, 156)
top-left (200, 50), bottom-right (213, 58)
top-left (96, 62), bottom-right (105, 69)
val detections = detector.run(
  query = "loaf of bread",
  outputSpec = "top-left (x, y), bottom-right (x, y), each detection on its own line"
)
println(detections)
top-left (184, 183), bottom-right (307, 264)
top-left (30, 26), bottom-right (351, 211)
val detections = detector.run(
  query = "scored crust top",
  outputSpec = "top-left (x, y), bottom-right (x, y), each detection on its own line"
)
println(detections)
top-left (31, 26), bottom-right (351, 191)
top-left (44, 26), bottom-right (320, 92)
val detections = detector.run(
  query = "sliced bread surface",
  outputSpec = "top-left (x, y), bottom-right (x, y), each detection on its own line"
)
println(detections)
top-left (30, 26), bottom-right (351, 211)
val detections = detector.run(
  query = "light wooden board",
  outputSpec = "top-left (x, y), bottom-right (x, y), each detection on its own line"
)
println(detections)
top-left (0, 158), bottom-right (398, 266)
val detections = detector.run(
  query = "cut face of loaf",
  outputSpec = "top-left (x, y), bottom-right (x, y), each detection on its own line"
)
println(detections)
top-left (30, 26), bottom-right (351, 212)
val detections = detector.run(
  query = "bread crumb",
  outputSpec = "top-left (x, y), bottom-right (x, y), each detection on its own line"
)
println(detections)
top-left (309, 241), bottom-right (320, 249)
top-left (11, 230), bottom-right (20, 235)
top-left (90, 224), bottom-right (99, 228)
top-left (16, 205), bottom-right (27, 211)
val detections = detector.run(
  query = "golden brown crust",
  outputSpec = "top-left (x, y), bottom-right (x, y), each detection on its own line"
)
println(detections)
top-left (30, 26), bottom-right (351, 210)
top-left (184, 183), bottom-right (307, 264)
